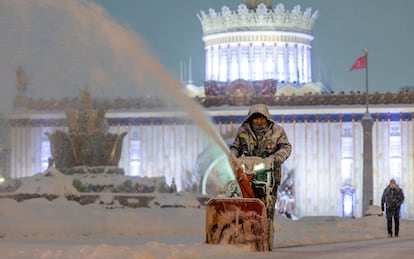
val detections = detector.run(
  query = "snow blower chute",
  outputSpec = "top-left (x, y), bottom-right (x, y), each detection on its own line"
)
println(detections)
top-left (205, 155), bottom-right (274, 251)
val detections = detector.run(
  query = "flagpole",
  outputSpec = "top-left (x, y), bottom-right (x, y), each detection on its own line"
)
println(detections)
top-left (361, 47), bottom-right (373, 214)
top-left (364, 48), bottom-right (369, 113)
top-left (349, 49), bottom-right (373, 214)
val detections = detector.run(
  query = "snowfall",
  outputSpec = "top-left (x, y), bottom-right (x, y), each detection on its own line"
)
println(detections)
top-left (0, 168), bottom-right (413, 259)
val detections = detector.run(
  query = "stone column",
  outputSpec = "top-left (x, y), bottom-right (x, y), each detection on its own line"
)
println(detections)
top-left (361, 112), bottom-right (373, 214)
top-left (284, 43), bottom-right (289, 82)
top-left (205, 47), bottom-right (211, 80)
top-left (273, 43), bottom-right (278, 79)
top-left (227, 44), bottom-right (231, 81)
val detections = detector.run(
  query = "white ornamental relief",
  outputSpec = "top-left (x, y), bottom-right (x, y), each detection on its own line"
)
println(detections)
top-left (198, 3), bottom-right (318, 35)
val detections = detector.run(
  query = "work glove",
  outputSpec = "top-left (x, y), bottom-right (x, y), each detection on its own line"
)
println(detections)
top-left (264, 156), bottom-right (274, 168)
top-left (275, 154), bottom-right (284, 164)
top-left (264, 154), bottom-right (283, 168)
top-left (229, 152), bottom-right (241, 172)
top-left (267, 154), bottom-right (284, 164)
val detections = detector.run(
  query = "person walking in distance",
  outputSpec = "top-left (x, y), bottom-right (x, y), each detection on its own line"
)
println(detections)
top-left (381, 179), bottom-right (405, 238)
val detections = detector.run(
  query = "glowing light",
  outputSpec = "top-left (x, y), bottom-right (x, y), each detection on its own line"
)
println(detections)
top-left (253, 162), bottom-right (265, 172)
top-left (343, 193), bottom-right (353, 217)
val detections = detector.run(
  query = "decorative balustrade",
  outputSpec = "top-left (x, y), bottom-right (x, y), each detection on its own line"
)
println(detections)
top-left (15, 90), bottom-right (414, 111)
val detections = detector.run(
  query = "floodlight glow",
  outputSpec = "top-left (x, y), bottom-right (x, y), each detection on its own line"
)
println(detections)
top-left (253, 162), bottom-right (265, 172)
top-left (343, 193), bottom-right (353, 217)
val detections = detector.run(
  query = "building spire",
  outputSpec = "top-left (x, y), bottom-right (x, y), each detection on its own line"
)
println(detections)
top-left (242, 0), bottom-right (272, 9)
top-left (188, 58), bottom-right (193, 85)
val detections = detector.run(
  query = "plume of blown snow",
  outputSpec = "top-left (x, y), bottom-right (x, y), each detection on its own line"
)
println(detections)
top-left (0, 0), bottom-right (178, 112)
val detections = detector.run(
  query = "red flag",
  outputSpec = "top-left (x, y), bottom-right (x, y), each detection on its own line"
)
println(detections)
top-left (349, 55), bottom-right (366, 71)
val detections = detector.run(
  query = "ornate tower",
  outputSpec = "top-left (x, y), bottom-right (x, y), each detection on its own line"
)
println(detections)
top-left (197, 2), bottom-right (318, 85)
top-left (242, 0), bottom-right (272, 9)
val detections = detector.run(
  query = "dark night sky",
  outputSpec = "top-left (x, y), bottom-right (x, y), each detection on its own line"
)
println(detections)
top-left (94, 0), bottom-right (414, 93)
top-left (1, 1), bottom-right (413, 112)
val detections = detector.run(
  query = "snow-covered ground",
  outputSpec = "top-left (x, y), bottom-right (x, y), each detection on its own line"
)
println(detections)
top-left (1, 169), bottom-right (414, 259)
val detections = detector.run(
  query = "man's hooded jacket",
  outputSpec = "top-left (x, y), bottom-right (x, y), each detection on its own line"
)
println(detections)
top-left (230, 104), bottom-right (292, 165)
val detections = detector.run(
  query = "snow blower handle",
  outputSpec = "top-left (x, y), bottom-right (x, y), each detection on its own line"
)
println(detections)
top-left (229, 153), bottom-right (255, 198)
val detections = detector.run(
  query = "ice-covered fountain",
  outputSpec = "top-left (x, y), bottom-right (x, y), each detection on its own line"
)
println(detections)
top-left (46, 87), bottom-right (127, 175)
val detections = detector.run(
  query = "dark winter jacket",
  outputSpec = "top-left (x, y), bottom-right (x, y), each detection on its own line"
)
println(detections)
top-left (381, 184), bottom-right (404, 213)
top-left (230, 104), bottom-right (292, 165)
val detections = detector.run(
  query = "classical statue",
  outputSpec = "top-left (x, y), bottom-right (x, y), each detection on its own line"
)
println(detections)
top-left (16, 66), bottom-right (28, 95)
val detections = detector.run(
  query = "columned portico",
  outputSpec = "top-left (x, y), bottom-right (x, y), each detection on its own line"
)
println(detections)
top-left (5, 105), bottom-right (414, 218)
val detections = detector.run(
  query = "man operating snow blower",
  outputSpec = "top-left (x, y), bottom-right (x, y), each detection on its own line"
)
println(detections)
top-left (205, 104), bottom-right (292, 251)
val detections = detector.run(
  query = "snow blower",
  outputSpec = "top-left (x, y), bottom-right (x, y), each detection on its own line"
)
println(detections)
top-left (205, 155), bottom-right (275, 251)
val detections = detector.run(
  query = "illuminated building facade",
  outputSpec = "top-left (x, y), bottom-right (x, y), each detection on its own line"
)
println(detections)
top-left (2, 1), bottom-right (414, 219)
top-left (197, 2), bottom-right (318, 84)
